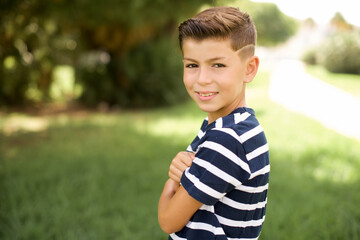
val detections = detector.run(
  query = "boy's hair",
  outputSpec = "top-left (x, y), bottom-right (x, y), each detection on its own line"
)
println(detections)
top-left (178, 6), bottom-right (257, 56)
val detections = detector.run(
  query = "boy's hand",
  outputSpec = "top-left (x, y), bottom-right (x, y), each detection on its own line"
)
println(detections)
top-left (169, 151), bottom-right (195, 183)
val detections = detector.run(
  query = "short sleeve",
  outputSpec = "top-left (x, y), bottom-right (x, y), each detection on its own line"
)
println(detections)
top-left (180, 129), bottom-right (251, 205)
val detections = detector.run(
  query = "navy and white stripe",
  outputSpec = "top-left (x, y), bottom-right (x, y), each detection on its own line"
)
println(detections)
top-left (170, 107), bottom-right (270, 240)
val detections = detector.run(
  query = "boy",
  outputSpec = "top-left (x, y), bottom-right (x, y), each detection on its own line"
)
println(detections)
top-left (158, 6), bottom-right (270, 240)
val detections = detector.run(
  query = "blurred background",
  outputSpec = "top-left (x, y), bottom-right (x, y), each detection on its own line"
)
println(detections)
top-left (1, 0), bottom-right (360, 239)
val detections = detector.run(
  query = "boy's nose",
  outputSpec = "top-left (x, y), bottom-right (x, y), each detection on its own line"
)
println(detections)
top-left (197, 67), bottom-right (212, 85)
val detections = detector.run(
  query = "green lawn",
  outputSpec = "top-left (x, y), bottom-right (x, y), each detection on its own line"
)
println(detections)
top-left (1, 71), bottom-right (360, 240)
top-left (306, 64), bottom-right (360, 98)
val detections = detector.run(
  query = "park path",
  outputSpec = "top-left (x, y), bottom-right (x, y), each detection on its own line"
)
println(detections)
top-left (256, 24), bottom-right (360, 142)
top-left (268, 60), bottom-right (360, 142)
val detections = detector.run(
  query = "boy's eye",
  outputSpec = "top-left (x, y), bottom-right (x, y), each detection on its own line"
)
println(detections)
top-left (213, 63), bottom-right (225, 68)
top-left (185, 64), bottom-right (198, 68)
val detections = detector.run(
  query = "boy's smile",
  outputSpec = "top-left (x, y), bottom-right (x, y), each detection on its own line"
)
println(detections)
top-left (182, 38), bottom-right (256, 123)
top-left (196, 91), bottom-right (218, 101)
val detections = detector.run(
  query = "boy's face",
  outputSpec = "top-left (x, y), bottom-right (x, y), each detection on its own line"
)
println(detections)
top-left (182, 38), bottom-right (251, 123)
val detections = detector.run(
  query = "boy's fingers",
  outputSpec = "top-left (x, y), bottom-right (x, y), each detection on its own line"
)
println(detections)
top-left (183, 157), bottom-right (193, 167)
top-left (174, 152), bottom-right (193, 167)
top-left (170, 162), bottom-right (188, 177)
top-left (168, 151), bottom-right (196, 183)
top-left (183, 152), bottom-right (195, 166)
top-left (168, 171), bottom-right (181, 183)
top-left (171, 157), bottom-right (189, 170)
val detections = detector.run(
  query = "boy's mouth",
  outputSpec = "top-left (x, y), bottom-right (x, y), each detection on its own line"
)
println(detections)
top-left (198, 92), bottom-right (216, 97)
top-left (195, 91), bottom-right (218, 100)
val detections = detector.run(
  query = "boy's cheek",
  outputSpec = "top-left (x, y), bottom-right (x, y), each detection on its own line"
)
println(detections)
top-left (183, 78), bottom-right (193, 90)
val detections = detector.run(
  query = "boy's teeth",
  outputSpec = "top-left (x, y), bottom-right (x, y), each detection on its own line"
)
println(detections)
top-left (200, 93), bottom-right (215, 96)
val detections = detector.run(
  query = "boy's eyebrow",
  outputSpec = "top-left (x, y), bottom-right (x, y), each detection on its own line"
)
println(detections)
top-left (183, 56), bottom-right (228, 62)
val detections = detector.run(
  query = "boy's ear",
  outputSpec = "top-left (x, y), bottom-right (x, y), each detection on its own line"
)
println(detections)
top-left (244, 56), bottom-right (259, 83)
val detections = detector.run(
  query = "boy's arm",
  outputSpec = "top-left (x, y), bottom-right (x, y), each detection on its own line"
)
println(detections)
top-left (158, 178), bottom-right (202, 234)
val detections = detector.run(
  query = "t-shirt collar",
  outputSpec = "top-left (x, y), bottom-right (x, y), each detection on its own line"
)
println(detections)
top-left (203, 107), bottom-right (255, 131)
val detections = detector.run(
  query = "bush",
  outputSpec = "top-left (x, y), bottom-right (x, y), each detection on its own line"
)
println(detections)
top-left (320, 32), bottom-right (360, 74)
top-left (251, 3), bottom-right (298, 46)
top-left (0, 56), bottom-right (30, 106)
top-left (302, 48), bottom-right (318, 65)
top-left (121, 37), bottom-right (187, 108)
top-left (303, 31), bottom-right (360, 74)
top-left (77, 36), bottom-right (187, 108)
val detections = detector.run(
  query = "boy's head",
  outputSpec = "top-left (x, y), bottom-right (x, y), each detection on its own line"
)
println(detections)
top-left (178, 7), bottom-right (259, 123)
top-left (178, 6), bottom-right (257, 58)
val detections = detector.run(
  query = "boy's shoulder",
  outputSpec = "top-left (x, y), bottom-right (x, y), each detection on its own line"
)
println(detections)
top-left (191, 107), bottom-right (268, 173)
top-left (205, 108), bottom-right (268, 170)
top-left (194, 108), bottom-right (261, 147)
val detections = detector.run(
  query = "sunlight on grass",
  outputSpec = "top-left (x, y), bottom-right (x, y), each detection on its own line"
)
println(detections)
top-left (50, 65), bottom-right (82, 101)
top-left (1, 114), bottom-right (49, 135)
top-left (136, 116), bottom-right (200, 143)
top-left (313, 159), bottom-right (357, 183)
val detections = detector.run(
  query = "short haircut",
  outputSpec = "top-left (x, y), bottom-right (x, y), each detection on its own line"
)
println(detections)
top-left (178, 6), bottom-right (257, 56)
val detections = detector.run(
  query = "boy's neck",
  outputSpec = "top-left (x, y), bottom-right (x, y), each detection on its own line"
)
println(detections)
top-left (207, 98), bottom-right (248, 124)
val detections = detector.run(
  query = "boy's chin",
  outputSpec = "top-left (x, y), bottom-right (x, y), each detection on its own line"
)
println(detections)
top-left (197, 104), bottom-right (219, 114)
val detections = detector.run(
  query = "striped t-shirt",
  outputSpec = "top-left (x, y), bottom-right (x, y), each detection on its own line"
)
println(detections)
top-left (170, 107), bottom-right (270, 240)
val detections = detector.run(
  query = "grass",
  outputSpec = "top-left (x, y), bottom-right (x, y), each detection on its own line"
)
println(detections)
top-left (1, 71), bottom-right (360, 240)
top-left (305, 64), bottom-right (360, 98)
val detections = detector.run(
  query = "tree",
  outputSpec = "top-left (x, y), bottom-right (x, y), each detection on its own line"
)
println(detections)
top-left (330, 12), bottom-right (353, 31)
top-left (0, 0), bottom-right (81, 106)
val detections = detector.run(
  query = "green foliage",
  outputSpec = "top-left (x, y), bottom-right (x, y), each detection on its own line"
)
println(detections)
top-left (303, 31), bottom-right (360, 74)
top-left (330, 12), bottom-right (354, 31)
top-left (77, 36), bottom-right (187, 108)
top-left (320, 31), bottom-right (360, 74)
top-left (250, 3), bottom-right (298, 46)
top-left (302, 48), bottom-right (318, 65)
top-left (0, 1), bottom-right (80, 106)
top-left (120, 37), bottom-right (187, 108)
